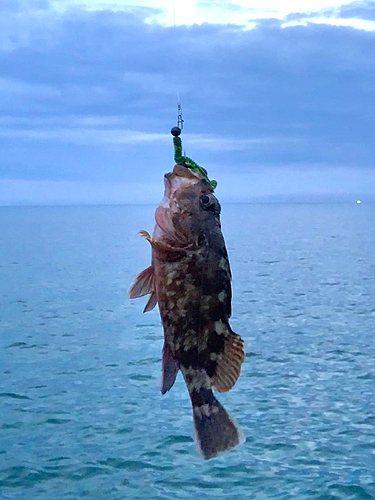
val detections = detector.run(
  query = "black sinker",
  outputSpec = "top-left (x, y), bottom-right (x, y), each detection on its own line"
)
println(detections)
top-left (171, 126), bottom-right (181, 137)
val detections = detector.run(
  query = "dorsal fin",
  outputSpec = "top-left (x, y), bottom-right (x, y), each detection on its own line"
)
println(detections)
top-left (128, 266), bottom-right (155, 299)
top-left (212, 329), bottom-right (245, 393)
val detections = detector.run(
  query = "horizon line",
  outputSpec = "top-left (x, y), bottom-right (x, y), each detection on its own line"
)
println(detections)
top-left (0, 200), bottom-right (373, 208)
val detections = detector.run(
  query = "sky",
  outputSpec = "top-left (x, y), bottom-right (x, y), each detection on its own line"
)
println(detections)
top-left (0, 0), bottom-right (375, 204)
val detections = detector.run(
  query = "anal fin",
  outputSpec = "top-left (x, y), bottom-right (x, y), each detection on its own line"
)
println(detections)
top-left (161, 343), bottom-right (179, 394)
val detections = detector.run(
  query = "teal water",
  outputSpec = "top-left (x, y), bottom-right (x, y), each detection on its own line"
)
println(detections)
top-left (1, 204), bottom-right (375, 499)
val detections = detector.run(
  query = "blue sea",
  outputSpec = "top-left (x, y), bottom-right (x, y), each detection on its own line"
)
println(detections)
top-left (1, 203), bottom-right (375, 500)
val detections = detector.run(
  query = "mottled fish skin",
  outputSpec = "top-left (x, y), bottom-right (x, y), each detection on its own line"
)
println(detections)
top-left (156, 224), bottom-right (233, 384)
top-left (129, 163), bottom-right (245, 459)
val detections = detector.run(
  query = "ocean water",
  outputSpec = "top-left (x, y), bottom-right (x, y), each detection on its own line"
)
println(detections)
top-left (1, 203), bottom-right (375, 500)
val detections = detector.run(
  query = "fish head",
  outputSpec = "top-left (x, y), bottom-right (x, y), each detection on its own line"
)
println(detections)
top-left (155, 164), bottom-right (221, 246)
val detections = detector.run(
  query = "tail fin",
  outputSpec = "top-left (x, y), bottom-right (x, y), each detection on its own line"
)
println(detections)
top-left (190, 388), bottom-right (242, 460)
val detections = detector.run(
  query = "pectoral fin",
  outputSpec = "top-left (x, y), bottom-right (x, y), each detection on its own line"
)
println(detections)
top-left (143, 292), bottom-right (157, 312)
top-left (139, 229), bottom-right (188, 255)
top-left (128, 266), bottom-right (155, 299)
top-left (161, 343), bottom-right (179, 394)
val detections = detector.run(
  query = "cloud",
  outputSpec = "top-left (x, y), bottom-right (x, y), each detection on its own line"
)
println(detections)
top-left (0, 77), bottom-right (60, 97)
top-left (0, 3), bottom-right (374, 203)
top-left (198, 1), bottom-right (244, 13)
top-left (0, 127), bottom-right (167, 146)
top-left (0, 179), bottom-right (162, 204)
top-left (197, 1), bottom-right (274, 15)
top-left (285, 1), bottom-right (375, 23)
top-left (217, 166), bottom-right (375, 201)
top-left (338, 0), bottom-right (375, 21)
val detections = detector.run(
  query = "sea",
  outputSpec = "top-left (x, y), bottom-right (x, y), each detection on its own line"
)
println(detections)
top-left (1, 203), bottom-right (375, 500)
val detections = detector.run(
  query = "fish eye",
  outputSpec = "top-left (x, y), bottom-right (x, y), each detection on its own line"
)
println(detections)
top-left (201, 195), bottom-right (210, 204)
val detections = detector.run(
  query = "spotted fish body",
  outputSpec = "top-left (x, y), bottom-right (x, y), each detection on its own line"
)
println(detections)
top-left (129, 164), bottom-right (245, 460)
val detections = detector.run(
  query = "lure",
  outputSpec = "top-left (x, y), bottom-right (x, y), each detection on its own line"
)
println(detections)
top-left (170, 99), bottom-right (217, 190)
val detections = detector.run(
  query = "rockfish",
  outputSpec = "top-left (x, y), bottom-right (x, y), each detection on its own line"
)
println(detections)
top-left (129, 163), bottom-right (245, 459)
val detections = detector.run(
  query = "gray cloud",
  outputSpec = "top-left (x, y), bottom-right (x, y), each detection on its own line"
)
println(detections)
top-left (286, 1), bottom-right (375, 22)
top-left (338, 0), bottom-right (375, 20)
top-left (0, 3), bottom-right (374, 203)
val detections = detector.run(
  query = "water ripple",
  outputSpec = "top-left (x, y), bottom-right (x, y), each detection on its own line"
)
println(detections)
top-left (1, 204), bottom-right (375, 500)
top-left (0, 392), bottom-right (30, 400)
top-left (0, 466), bottom-right (59, 488)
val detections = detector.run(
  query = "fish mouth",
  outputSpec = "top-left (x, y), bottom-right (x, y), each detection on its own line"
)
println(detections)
top-left (164, 164), bottom-right (201, 196)
top-left (172, 164), bottom-right (202, 180)
top-left (155, 165), bottom-right (200, 246)
top-left (164, 173), bottom-right (172, 194)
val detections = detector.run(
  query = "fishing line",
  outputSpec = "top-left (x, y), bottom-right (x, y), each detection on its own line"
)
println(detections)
top-left (170, 2), bottom-right (216, 188)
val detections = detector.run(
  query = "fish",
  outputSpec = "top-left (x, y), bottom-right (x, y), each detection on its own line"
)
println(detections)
top-left (129, 163), bottom-right (245, 460)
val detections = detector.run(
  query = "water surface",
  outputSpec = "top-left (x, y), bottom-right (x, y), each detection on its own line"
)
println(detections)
top-left (1, 204), bottom-right (375, 499)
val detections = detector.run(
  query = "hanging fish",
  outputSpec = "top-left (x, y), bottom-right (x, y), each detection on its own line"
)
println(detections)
top-left (129, 130), bottom-right (245, 460)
